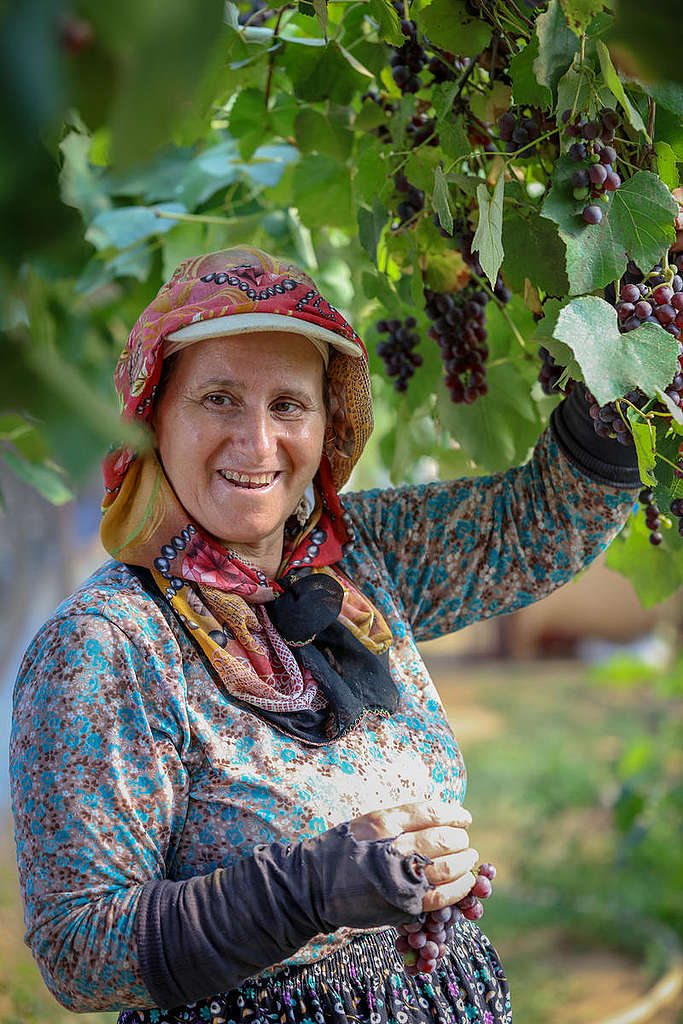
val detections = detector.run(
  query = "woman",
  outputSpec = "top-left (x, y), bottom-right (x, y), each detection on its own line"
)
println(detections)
top-left (10, 246), bottom-right (641, 1024)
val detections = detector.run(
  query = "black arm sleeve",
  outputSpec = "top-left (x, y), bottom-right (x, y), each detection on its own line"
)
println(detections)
top-left (136, 821), bottom-right (432, 1010)
top-left (549, 383), bottom-right (641, 488)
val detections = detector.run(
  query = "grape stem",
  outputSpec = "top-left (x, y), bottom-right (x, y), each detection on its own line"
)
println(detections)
top-left (468, 268), bottom-right (528, 351)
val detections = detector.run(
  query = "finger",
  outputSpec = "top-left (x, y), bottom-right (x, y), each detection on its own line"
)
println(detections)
top-left (421, 871), bottom-right (477, 913)
top-left (391, 826), bottom-right (471, 858)
top-left (349, 801), bottom-right (471, 841)
top-left (422, 848), bottom-right (479, 888)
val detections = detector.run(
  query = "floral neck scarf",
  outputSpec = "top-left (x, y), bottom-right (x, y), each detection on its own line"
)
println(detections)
top-left (100, 247), bottom-right (397, 742)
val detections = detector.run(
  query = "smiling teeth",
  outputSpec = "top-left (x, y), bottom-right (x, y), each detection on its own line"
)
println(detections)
top-left (220, 470), bottom-right (276, 485)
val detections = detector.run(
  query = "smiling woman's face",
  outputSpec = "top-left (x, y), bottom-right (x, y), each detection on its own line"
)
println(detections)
top-left (153, 332), bottom-right (327, 576)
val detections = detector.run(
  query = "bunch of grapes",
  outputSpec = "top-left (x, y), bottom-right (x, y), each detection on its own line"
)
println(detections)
top-left (388, 1), bottom-right (426, 94)
top-left (394, 172), bottom-right (425, 227)
top-left (376, 317), bottom-right (424, 392)
top-left (562, 108), bottom-right (621, 225)
top-left (497, 110), bottom-right (541, 155)
top-left (425, 285), bottom-right (490, 404)
top-left (395, 863), bottom-right (496, 976)
top-left (583, 387), bottom-right (641, 447)
top-left (638, 488), bottom-right (665, 546)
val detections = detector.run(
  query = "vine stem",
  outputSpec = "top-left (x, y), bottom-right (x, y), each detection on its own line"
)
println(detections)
top-left (153, 209), bottom-right (262, 227)
top-left (264, 5), bottom-right (289, 108)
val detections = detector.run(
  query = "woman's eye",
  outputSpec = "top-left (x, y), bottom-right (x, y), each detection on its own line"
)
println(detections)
top-left (273, 400), bottom-right (300, 414)
top-left (205, 394), bottom-right (232, 407)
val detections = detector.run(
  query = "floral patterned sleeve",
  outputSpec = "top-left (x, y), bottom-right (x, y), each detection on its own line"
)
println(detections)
top-left (341, 429), bottom-right (636, 643)
top-left (9, 612), bottom-right (189, 1012)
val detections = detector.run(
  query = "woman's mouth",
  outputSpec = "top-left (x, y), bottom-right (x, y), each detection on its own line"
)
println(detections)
top-left (218, 469), bottom-right (280, 490)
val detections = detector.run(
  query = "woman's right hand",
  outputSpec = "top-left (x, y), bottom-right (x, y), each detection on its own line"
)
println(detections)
top-left (349, 799), bottom-right (478, 913)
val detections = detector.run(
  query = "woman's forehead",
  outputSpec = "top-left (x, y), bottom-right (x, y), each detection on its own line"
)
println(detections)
top-left (169, 333), bottom-right (326, 387)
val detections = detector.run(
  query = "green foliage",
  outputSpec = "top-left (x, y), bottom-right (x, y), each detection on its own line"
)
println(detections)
top-left (1, 0), bottom-right (682, 602)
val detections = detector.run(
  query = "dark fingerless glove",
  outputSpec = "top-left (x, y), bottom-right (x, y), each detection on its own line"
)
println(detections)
top-left (550, 383), bottom-right (641, 488)
top-left (136, 821), bottom-right (432, 1010)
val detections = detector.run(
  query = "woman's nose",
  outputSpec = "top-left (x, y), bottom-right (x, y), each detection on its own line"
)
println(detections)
top-left (232, 406), bottom-right (278, 462)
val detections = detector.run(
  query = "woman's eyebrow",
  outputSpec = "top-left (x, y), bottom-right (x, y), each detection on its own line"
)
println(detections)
top-left (197, 377), bottom-right (318, 402)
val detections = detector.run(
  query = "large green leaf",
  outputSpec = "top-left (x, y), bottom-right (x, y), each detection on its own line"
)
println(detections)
top-left (59, 131), bottom-right (111, 223)
top-left (606, 510), bottom-right (683, 608)
top-left (472, 175), bottom-right (504, 289)
top-left (85, 203), bottom-right (186, 251)
top-left (546, 296), bottom-right (678, 406)
top-left (280, 40), bottom-right (372, 105)
top-left (607, 0), bottom-right (683, 86)
top-left (368, 0), bottom-right (403, 46)
top-left (542, 160), bottom-right (677, 294)
top-left (417, 0), bottom-right (492, 57)
top-left (501, 211), bottom-right (569, 296)
top-left (0, 448), bottom-right (74, 505)
top-left (433, 167), bottom-right (453, 237)
top-left (293, 154), bottom-right (353, 228)
top-left (294, 108), bottom-right (353, 160)
top-left (533, 0), bottom-right (580, 100)
top-left (509, 35), bottom-right (553, 110)
top-left (357, 198), bottom-right (388, 264)
top-left (436, 363), bottom-right (543, 473)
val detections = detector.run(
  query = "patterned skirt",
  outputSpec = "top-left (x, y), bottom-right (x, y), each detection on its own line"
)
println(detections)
top-left (117, 919), bottom-right (511, 1024)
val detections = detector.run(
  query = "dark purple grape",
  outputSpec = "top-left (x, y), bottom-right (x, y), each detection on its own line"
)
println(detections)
top-left (583, 204), bottom-right (603, 224)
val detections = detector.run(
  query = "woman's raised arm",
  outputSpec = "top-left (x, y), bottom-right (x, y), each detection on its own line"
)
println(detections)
top-left (341, 391), bottom-right (639, 642)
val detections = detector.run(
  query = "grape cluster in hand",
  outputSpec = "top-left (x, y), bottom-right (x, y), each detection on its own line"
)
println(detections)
top-left (562, 108), bottom-right (621, 225)
top-left (376, 317), bottom-right (423, 392)
top-left (497, 110), bottom-right (541, 155)
top-left (389, 1), bottom-right (426, 94)
top-left (395, 863), bottom-right (496, 976)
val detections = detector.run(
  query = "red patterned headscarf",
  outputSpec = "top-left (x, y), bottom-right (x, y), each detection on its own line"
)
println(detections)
top-left (100, 247), bottom-right (392, 716)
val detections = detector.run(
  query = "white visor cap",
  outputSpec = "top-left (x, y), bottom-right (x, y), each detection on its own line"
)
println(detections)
top-left (164, 312), bottom-right (363, 369)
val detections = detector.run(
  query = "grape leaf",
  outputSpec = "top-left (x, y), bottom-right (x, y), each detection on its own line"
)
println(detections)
top-left (655, 142), bottom-right (678, 191)
top-left (501, 211), bottom-right (569, 296)
top-left (368, 0), bottom-right (403, 46)
top-left (606, 509), bottom-right (683, 608)
top-left (542, 160), bottom-right (677, 294)
top-left (548, 296), bottom-right (679, 406)
top-left (312, 0), bottom-right (328, 34)
top-left (533, 0), bottom-right (580, 100)
top-left (280, 40), bottom-right (371, 104)
top-left (59, 131), bottom-right (111, 224)
top-left (230, 87), bottom-right (269, 159)
top-left (559, 0), bottom-right (604, 33)
top-left (353, 141), bottom-right (390, 204)
top-left (418, 0), bottom-right (491, 57)
top-left (469, 82), bottom-right (512, 126)
top-left (436, 363), bottom-right (543, 473)
top-left (294, 108), bottom-right (353, 160)
top-left (595, 42), bottom-right (648, 138)
top-left (509, 34), bottom-right (552, 110)
top-left (357, 197), bottom-right (388, 263)
top-left (85, 202), bottom-right (186, 250)
top-left (472, 175), bottom-right (504, 289)
top-left (555, 65), bottom-right (616, 122)
top-left (433, 166), bottom-right (453, 236)
top-left (627, 407), bottom-right (657, 487)
top-left (0, 449), bottom-right (74, 505)
top-left (172, 141), bottom-right (241, 208)
top-left (440, 116), bottom-right (470, 162)
top-left (292, 154), bottom-right (353, 228)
